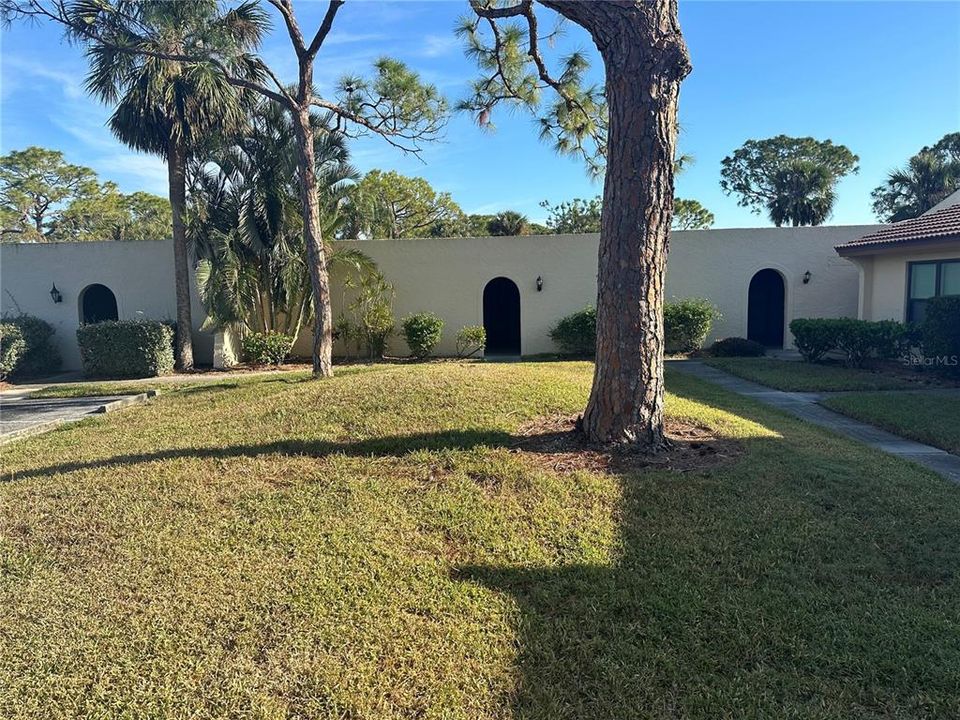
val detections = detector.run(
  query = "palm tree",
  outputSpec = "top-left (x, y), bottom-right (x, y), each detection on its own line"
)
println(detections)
top-left (83, 0), bottom-right (268, 369)
top-left (766, 160), bottom-right (836, 227)
top-left (488, 210), bottom-right (530, 236)
top-left (190, 101), bottom-right (373, 338)
top-left (871, 150), bottom-right (960, 222)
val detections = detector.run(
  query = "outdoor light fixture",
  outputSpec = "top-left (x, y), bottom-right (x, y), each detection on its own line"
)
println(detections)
top-left (536, 275), bottom-right (544, 292)
top-left (49, 283), bottom-right (63, 303)
top-left (802, 271), bottom-right (812, 284)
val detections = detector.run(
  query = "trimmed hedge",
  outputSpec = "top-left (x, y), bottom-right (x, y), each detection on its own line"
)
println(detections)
top-left (664, 298), bottom-right (717, 353)
top-left (551, 299), bottom-right (717, 357)
top-left (789, 317), bottom-right (910, 367)
top-left (401, 312), bottom-right (444, 358)
top-left (922, 295), bottom-right (960, 375)
top-left (77, 320), bottom-right (174, 378)
top-left (456, 325), bottom-right (486, 358)
top-left (5, 314), bottom-right (61, 378)
top-left (0, 323), bottom-right (26, 380)
top-left (242, 331), bottom-right (294, 365)
top-left (550, 306), bottom-right (596, 356)
top-left (710, 337), bottom-right (766, 357)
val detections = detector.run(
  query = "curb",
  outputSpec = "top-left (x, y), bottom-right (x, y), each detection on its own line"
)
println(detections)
top-left (94, 389), bottom-right (159, 414)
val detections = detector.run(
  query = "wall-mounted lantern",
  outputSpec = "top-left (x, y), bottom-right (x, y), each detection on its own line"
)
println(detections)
top-left (49, 283), bottom-right (63, 303)
top-left (802, 271), bottom-right (812, 285)
top-left (536, 275), bottom-right (544, 292)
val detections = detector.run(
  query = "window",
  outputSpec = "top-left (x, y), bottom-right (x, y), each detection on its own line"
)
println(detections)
top-left (907, 259), bottom-right (960, 322)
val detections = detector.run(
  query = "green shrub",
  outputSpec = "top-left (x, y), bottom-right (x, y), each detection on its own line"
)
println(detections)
top-left (790, 317), bottom-right (910, 367)
top-left (872, 320), bottom-right (909, 360)
top-left (789, 318), bottom-right (840, 363)
top-left (0, 323), bottom-right (26, 380)
top-left (456, 325), bottom-right (486, 358)
top-left (710, 337), bottom-right (766, 357)
top-left (344, 272), bottom-right (395, 359)
top-left (401, 312), bottom-right (444, 358)
top-left (664, 298), bottom-right (717, 353)
top-left (5, 314), bottom-right (61, 377)
top-left (77, 320), bottom-right (174, 378)
top-left (550, 306), bottom-right (596, 356)
top-left (242, 331), bottom-right (294, 365)
top-left (922, 295), bottom-right (960, 375)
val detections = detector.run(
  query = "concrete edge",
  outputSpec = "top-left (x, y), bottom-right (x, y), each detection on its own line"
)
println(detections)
top-left (0, 419), bottom-right (67, 447)
top-left (94, 389), bottom-right (160, 414)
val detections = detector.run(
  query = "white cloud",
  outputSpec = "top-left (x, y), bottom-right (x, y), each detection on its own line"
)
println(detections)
top-left (417, 34), bottom-right (458, 58)
top-left (3, 55), bottom-right (85, 100)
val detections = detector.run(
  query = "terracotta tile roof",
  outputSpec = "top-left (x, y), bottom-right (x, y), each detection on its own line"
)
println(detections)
top-left (837, 202), bottom-right (960, 253)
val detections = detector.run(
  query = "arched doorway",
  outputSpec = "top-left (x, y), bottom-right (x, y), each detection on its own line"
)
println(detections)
top-left (747, 269), bottom-right (785, 348)
top-left (483, 277), bottom-right (521, 356)
top-left (79, 284), bottom-right (118, 324)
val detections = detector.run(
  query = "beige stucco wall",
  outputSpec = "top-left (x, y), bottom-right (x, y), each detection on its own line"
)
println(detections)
top-left (0, 239), bottom-right (213, 370)
top-left (849, 245), bottom-right (960, 322)
top-left (315, 224), bottom-right (879, 356)
top-left (2, 224), bottom-right (885, 370)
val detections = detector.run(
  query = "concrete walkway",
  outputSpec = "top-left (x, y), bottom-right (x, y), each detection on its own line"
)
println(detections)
top-left (0, 394), bottom-right (151, 445)
top-left (670, 360), bottom-right (960, 485)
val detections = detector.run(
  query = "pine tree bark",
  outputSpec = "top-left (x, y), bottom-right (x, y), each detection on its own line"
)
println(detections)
top-left (293, 107), bottom-right (334, 378)
top-left (543, 1), bottom-right (691, 449)
top-left (167, 138), bottom-right (194, 371)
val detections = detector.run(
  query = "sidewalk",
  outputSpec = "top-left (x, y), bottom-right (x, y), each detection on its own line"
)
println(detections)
top-left (670, 360), bottom-right (960, 485)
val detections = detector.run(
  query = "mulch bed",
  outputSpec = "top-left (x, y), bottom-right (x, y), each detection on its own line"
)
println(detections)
top-left (513, 414), bottom-right (742, 475)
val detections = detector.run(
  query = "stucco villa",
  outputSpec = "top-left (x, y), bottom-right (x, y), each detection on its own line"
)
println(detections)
top-left (3, 192), bottom-right (959, 371)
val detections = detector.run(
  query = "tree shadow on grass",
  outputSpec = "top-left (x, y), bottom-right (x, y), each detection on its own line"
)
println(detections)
top-left (1, 428), bottom-right (516, 483)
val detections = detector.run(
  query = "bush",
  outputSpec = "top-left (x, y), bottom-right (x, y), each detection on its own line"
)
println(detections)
top-left (790, 317), bottom-right (910, 367)
top-left (872, 319), bottom-right (909, 360)
top-left (550, 306), bottom-right (596, 356)
top-left (710, 337), bottom-right (766, 357)
top-left (401, 312), bottom-right (444, 358)
top-left (5, 314), bottom-right (61, 377)
top-left (456, 325), bottom-right (486, 358)
top-left (242, 331), bottom-right (294, 365)
top-left (922, 295), bottom-right (960, 375)
top-left (0, 323), bottom-right (26, 380)
top-left (790, 318), bottom-right (839, 363)
top-left (664, 298), bottom-right (717, 353)
top-left (77, 320), bottom-right (174, 378)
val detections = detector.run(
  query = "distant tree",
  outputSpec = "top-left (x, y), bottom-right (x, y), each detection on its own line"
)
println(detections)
top-left (543, 194), bottom-right (712, 232)
top-left (343, 170), bottom-right (465, 239)
top-left (720, 135), bottom-right (858, 226)
top-left (871, 133), bottom-right (960, 222)
top-left (672, 198), bottom-right (714, 230)
top-left (0, 146), bottom-right (172, 242)
top-left (0, 146), bottom-right (99, 240)
top-left (542, 196), bottom-right (602, 234)
top-left (465, 214), bottom-right (495, 236)
top-left (487, 210), bottom-right (530, 236)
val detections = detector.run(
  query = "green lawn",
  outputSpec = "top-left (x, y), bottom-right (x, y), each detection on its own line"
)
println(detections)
top-left (822, 391), bottom-right (960, 455)
top-left (703, 357), bottom-right (915, 391)
top-left (2, 362), bottom-right (959, 718)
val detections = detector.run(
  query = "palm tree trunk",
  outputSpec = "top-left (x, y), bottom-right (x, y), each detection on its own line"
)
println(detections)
top-left (552, 1), bottom-right (689, 449)
top-left (167, 138), bottom-right (194, 370)
top-left (293, 107), bottom-right (334, 377)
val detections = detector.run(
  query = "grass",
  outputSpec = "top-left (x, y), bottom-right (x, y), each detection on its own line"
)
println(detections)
top-left (822, 391), bottom-right (960, 454)
top-left (25, 371), bottom-right (314, 399)
top-left (703, 357), bottom-right (915, 391)
top-left (2, 361), bottom-right (959, 718)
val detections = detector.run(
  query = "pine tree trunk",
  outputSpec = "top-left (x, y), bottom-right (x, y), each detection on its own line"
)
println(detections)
top-left (167, 138), bottom-right (194, 371)
top-left (561, 1), bottom-right (690, 449)
top-left (293, 108), bottom-right (334, 377)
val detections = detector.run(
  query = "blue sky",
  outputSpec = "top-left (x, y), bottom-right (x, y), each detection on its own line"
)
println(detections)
top-left (2, 1), bottom-right (957, 227)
